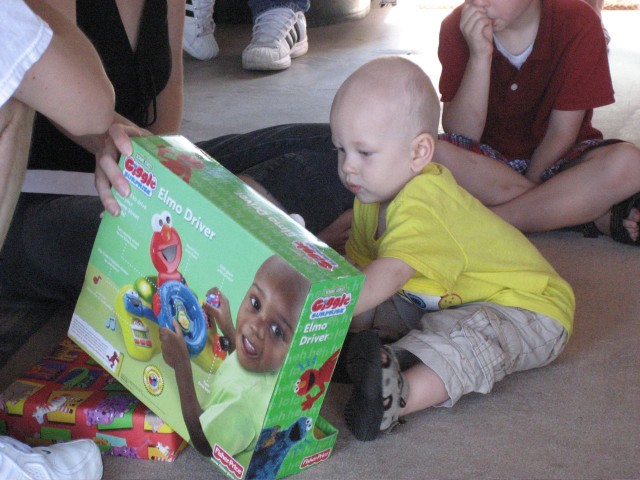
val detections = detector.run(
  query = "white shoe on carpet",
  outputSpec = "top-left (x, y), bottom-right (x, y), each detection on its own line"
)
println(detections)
top-left (0, 436), bottom-right (103, 480)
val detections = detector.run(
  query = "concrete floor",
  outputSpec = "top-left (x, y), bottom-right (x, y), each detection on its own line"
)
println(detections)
top-left (181, 2), bottom-right (448, 142)
top-left (181, 3), bottom-right (640, 150)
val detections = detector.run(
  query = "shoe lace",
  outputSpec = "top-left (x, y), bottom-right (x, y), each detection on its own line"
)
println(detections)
top-left (251, 8), bottom-right (297, 45)
top-left (188, 0), bottom-right (215, 36)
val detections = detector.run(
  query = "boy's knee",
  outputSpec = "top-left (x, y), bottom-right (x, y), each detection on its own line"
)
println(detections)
top-left (609, 142), bottom-right (640, 168)
top-left (593, 143), bottom-right (640, 188)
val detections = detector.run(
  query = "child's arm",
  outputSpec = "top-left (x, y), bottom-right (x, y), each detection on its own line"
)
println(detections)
top-left (441, 3), bottom-right (494, 140)
top-left (159, 320), bottom-right (211, 456)
top-left (525, 108), bottom-right (585, 182)
top-left (352, 257), bottom-right (415, 322)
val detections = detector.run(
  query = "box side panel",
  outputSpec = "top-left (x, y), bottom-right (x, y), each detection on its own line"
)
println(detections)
top-left (244, 275), bottom-right (364, 479)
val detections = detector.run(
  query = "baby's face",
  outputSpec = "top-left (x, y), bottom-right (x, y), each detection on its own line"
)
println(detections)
top-left (331, 93), bottom-right (417, 205)
top-left (234, 258), bottom-right (306, 373)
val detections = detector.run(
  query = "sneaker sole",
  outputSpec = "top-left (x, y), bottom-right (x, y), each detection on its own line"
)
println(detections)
top-left (290, 38), bottom-right (309, 59)
top-left (182, 39), bottom-right (219, 61)
top-left (344, 330), bottom-right (384, 441)
top-left (242, 39), bottom-right (308, 71)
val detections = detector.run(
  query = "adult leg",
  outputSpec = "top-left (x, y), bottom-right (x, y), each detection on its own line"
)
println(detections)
top-left (197, 123), bottom-right (333, 172)
top-left (197, 124), bottom-right (353, 237)
top-left (248, 0), bottom-right (310, 17)
top-left (0, 194), bottom-right (102, 302)
top-left (0, 99), bottom-right (34, 249)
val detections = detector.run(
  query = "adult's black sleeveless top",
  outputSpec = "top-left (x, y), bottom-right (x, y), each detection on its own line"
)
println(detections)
top-left (28, 0), bottom-right (171, 173)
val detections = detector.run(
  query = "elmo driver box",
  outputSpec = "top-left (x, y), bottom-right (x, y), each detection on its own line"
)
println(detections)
top-left (68, 135), bottom-right (364, 479)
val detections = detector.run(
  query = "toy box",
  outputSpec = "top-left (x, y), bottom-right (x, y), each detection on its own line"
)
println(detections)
top-left (68, 135), bottom-right (364, 479)
top-left (0, 338), bottom-right (187, 461)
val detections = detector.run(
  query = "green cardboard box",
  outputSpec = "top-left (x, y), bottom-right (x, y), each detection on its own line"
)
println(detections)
top-left (69, 135), bottom-right (364, 479)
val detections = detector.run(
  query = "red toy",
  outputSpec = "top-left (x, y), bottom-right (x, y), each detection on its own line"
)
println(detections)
top-left (149, 211), bottom-right (185, 316)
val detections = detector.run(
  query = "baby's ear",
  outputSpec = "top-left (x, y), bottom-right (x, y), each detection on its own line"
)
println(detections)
top-left (410, 133), bottom-right (435, 173)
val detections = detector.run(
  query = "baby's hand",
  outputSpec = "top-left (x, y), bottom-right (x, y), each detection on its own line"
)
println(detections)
top-left (159, 319), bottom-right (190, 370)
top-left (460, 2), bottom-right (493, 58)
top-left (318, 209), bottom-right (353, 255)
top-left (203, 288), bottom-right (235, 348)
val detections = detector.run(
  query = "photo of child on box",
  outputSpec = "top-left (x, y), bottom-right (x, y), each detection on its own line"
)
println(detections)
top-left (68, 134), bottom-right (364, 479)
top-left (160, 255), bottom-right (311, 470)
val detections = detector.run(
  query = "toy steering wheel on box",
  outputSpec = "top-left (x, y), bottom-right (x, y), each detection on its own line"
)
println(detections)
top-left (156, 280), bottom-right (208, 357)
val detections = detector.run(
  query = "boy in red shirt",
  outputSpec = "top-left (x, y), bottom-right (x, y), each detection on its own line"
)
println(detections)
top-left (435, 0), bottom-right (640, 245)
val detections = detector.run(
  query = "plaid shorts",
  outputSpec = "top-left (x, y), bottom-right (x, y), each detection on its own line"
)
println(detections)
top-left (438, 132), bottom-right (622, 182)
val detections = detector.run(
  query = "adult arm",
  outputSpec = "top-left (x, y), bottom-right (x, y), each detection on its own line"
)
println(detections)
top-left (525, 109), bottom-right (585, 182)
top-left (441, 3), bottom-right (493, 140)
top-left (14, 0), bottom-right (114, 137)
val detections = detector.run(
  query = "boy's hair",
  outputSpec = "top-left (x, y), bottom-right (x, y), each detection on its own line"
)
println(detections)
top-left (332, 56), bottom-right (440, 137)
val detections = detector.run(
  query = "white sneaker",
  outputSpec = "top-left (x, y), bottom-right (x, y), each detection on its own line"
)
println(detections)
top-left (183, 0), bottom-right (219, 61)
top-left (242, 8), bottom-right (308, 71)
top-left (0, 436), bottom-right (103, 480)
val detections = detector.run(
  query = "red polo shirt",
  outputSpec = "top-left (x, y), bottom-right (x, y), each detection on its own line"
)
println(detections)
top-left (438, 0), bottom-right (614, 160)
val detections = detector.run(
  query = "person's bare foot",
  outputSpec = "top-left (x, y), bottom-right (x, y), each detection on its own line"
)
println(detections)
top-left (594, 206), bottom-right (640, 242)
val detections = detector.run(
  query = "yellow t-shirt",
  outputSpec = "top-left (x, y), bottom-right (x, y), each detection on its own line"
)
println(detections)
top-left (346, 163), bottom-right (575, 335)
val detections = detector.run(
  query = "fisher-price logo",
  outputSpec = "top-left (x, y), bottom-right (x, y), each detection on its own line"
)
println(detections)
top-left (123, 155), bottom-right (157, 197)
top-left (300, 448), bottom-right (331, 469)
top-left (212, 444), bottom-right (244, 479)
top-left (293, 241), bottom-right (337, 271)
top-left (310, 293), bottom-right (351, 319)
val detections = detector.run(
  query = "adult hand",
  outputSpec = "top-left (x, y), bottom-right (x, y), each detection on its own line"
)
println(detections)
top-left (95, 123), bottom-right (150, 216)
top-left (460, 2), bottom-right (493, 58)
top-left (318, 209), bottom-right (353, 255)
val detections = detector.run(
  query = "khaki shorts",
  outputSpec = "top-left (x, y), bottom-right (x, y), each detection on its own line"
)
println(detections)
top-left (370, 296), bottom-right (568, 407)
